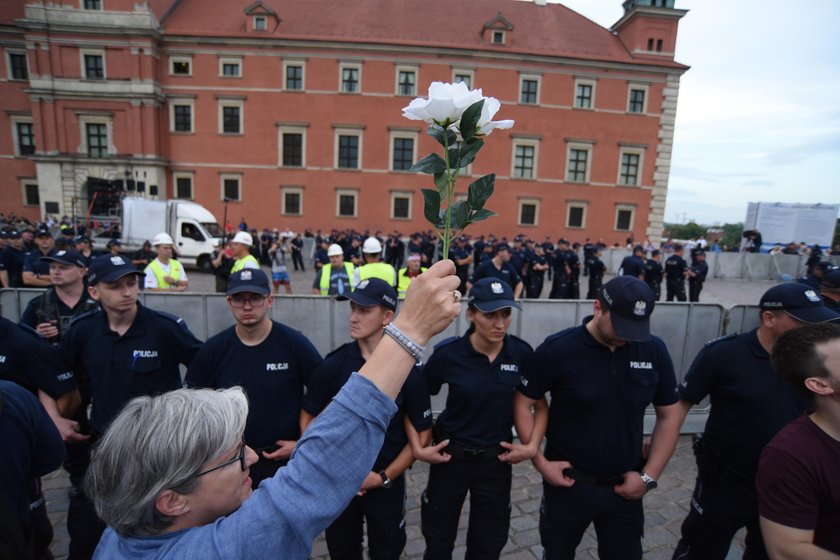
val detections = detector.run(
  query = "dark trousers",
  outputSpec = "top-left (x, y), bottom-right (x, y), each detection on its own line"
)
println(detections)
top-left (666, 280), bottom-right (687, 302)
top-left (326, 475), bottom-right (407, 560)
top-left (540, 481), bottom-right (644, 560)
top-left (527, 275), bottom-right (544, 299)
top-left (646, 281), bottom-right (662, 301)
top-left (291, 251), bottom-right (305, 271)
top-left (549, 274), bottom-right (568, 299)
top-left (688, 280), bottom-right (704, 302)
top-left (249, 456), bottom-right (286, 489)
top-left (672, 474), bottom-right (769, 560)
top-left (65, 440), bottom-right (105, 560)
top-left (421, 457), bottom-right (512, 560)
top-left (586, 276), bottom-right (603, 300)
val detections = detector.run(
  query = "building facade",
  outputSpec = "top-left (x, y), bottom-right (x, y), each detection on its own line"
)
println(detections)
top-left (0, 0), bottom-right (687, 243)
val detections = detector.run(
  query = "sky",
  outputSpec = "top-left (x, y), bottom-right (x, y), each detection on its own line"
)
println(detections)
top-left (555, 0), bottom-right (840, 226)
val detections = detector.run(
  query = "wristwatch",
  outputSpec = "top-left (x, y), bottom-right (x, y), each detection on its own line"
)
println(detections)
top-left (378, 470), bottom-right (393, 489)
top-left (639, 471), bottom-right (658, 491)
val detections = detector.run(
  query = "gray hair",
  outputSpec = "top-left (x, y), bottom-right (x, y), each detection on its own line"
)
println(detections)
top-left (84, 387), bottom-right (248, 536)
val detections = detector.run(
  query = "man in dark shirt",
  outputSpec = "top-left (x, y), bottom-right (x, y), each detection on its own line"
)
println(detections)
top-left (586, 247), bottom-right (606, 299)
top-left (0, 230), bottom-right (28, 288)
top-left (644, 250), bottom-right (664, 301)
top-left (548, 239), bottom-right (570, 299)
top-left (687, 251), bottom-right (709, 302)
top-left (23, 225), bottom-right (57, 287)
top-left (619, 245), bottom-right (646, 280)
top-left (671, 283), bottom-right (840, 560)
top-left (664, 245), bottom-right (688, 302)
top-left (468, 242), bottom-right (523, 298)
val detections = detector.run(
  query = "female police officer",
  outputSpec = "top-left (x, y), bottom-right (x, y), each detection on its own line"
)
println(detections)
top-left (412, 277), bottom-right (545, 560)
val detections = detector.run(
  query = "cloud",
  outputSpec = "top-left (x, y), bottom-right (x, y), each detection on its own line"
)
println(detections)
top-left (740, 180), bottom-right (775, 188)
top-left (766, 134), bottom-right (840, 166)
top-left (670, 165), bottom-right (761, 183)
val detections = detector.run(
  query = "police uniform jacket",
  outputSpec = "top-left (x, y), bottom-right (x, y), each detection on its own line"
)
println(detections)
top-left (664, 254), bottom-right (687, 281)
top-left (469, 260), bottom-right (521, 290)
top-left (186, 321), bottom-right (322, 449)
top-left (0, 318), bottom-right (75, 399)
top-left (519, 318), bottom-right (678, 477)
top-left (302, 341), bottom-right (431, 472)
top-left (678, 330), bottom-right (806, 482)
top-left (425, 331), bottom-right (533, 448)
top-left (644, 259), bottom-right (663, 285)
top-left (60, 304), bottom-right (202, 434)
top-left (689, 261), bottom-right (708, 283)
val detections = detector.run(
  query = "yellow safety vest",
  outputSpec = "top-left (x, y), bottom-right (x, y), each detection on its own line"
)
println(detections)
top-left (397, 266), bottom-right (428, 299)
top-left (319, 262), bottom-right (355, 295)
top-left (230, 254), bottom-right (260, 275)
top-left (146, 259), bottom-right (183, 290)
top-left (357, 262), bottom-right (396, 286)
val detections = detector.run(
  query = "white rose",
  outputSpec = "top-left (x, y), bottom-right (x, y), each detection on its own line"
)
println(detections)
top-left (475, 96), bottom-right (514, 136)
top-left (402, 81), bottom-right (484, 126)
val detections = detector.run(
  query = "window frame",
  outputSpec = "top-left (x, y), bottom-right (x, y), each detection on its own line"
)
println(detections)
top-left (11, 116), bottom-right (35, 157)
top-left (452, 69), bottom-right (474, 89)
top-left (253, 15), bottom-right (267, 31)
top-left (336, 188), bottom-right (358, 218)
top-left (169, 98), bottom-right (195, 133)
top-left (615, 205), bottom-right (636, 232)
top-left (627, 85), bottom-right (649, 114)
top-left (81, 0), bottom-right (102, 10)
top-left (339, 63), bottom-right (362, 94)
top-left (22, 179), bottom-right (39, 207)
top-left (7, 50), bottom-right (29, 81)
top-left (85, 122), bottom-right (109, 158)
top-left (220, 173), bottom-right (242, 202)
top-left (389, 130), bottom-right (418, 172)
top-left (219, 57), bottom-right (242, 79)
top-left (574, 79), bottom-right (596, 109)
top-left (492, 30), bottom-right (505, 45)
top-left (278, 125), bottom-right (307, 168)
top-left (390, 191), bottom-right (413, 220)
top-left (283, 61), bottom-right (305, 91)
top-left (169, 56), bottom-right (192, 77)
top-left (217, 99), bottom-right (244, 135)
top-left (80, 49), bottom-right (106, 80)
top-left (334, 128), bottom-right (362, 170)
top-left (173, 172), bottom-right (194, 200)
top-left (519, 75), bottom-right (540, 105)
top-left (566, 202), bottom-right (588, 229)
top-left (618, 147), bottom-right (645, 187)
top-left (565, 143), bottom-right (592, 184)
top-left (517, 199), bottom-right (540, 227)
top-left (511, 139), bottom-right (539, 179)
top-left (395, 66), bottom-right (417, 97)
top-left (281, 186), bottom-right (304, 216)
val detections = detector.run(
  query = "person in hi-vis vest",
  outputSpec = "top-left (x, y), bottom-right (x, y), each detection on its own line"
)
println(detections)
top-left (143, 233), bottom-right (188, 291)
top-left (312, 243), bottom-right (355, 296)
top-left (230, 231), bottom-right (260, 275)
top-left (352, 237), bottom-right (396, 287)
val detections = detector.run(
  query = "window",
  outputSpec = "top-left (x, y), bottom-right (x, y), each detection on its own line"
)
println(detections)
top-left (82, 0), bottom-right (101, 9)
top-left (86, 123), bottom-right (108, 157)
top-left (23, 182), bottom-right (39, 206)
top-left (82, 52), bottom-right (105, 80)
top-left (566, 145), bottom-right (591, 183)
top-left (656, 39), bottom-right (663, 52)
top-left (170, 56), bottom-right (192, 76)
top-left (518, 199), bottom-right (539, 226)
top-left (574, 80), bottom-right (595, 109)
top-left (170, 100), bottom-right (194, 133)
top-left (284, 62), bottom-right (304, 91)
top-left (512, 142), bottom-right (537, 179)
top-left (173, 173), bottom-right (193, 199)
top-left (628, 87), bottom-right (647, 114)
top-left (340, 64), bottom-right (361, 93)
top-left (335, 129), bottom-right (362, 169)
top-left (282, 187), bottom-right (303, 216)
top-left (615, 206), bottom-right (635, 231)
top-left (336, 189), bottom-right (357, 217)
top-left (396, 68), bottom-right (416, 96)
top-left (391, 192), bottom-right (412, 220)
top-left (254, 16), bottom-right (267, 30)
top-left (647, 38), bottom-right (654, 51)
top-left (520, 76), bottom-right (539, 104)
top-left (219, 58), bottom-right (242, 78)
top-left (13, 119), bottom-right (35, 156)
top-left (619, 150), bottom-right (643, 186)
top-left (453, 70), bottom-right (473, 89)
top-left (221, 174), bottom-right (241, 201)
top-left (492, 31), bottom-right (505, 44)
top-left (567, 203), bottom-right (587, 229)
top-left (391, 135), bottom-right (416, 171)
top-left (8, 52), bottom-right (28, 80)
top-left (282, 133), bottom-right (303, 167)
top-left (218, 99), bottom-right (244, 134)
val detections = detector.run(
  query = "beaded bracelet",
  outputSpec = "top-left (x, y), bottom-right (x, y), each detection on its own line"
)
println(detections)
top-left (382, 323), bottom-right (426, 365)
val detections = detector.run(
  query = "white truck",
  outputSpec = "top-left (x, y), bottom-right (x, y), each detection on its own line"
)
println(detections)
top-left (92, 197), bottom-right (223, 270)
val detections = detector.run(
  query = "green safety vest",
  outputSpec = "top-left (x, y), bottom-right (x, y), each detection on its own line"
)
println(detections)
top-left (357, 262), bottom-right (396, 286)
top-left (230, 254), bottom-right (260, 275)
top-left (397, 266), bottom-right (427, 299)
top-left (146, 259), bottom-right (183, 289)
top-left (320, 262), bottom-right (355, 295)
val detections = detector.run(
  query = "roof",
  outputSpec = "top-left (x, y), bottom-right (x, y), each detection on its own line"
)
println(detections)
top-left (159, 0), bottom-right (685, 69)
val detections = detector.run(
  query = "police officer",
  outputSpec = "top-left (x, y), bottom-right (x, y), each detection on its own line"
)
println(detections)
top-left (797, 261), bottom-right (832, 293)
top-left (468, 243), bottom-right (524, 298)
top-left (645, 249), bottom-right (664, 301)
top-left (548, 239), bottom-right (571, 299)
top-left (185, 269), bottom-right (321, 487)
top-left (59, 253), bottom-right (202, 558)
top-left (514, 276), bottom-right (682, 560)
top-left (687, 250), bottom-right (709, 302)
top-left (526, 244), bottom-right (549, 299)
top-left (20, 250), bottom-right (97, 344)
top-left (820, 269), bottom-right (840, 312)
top-left (585, 247), bottom-right (605, 299)
top-left (353, 237), bottom-right (397, 287)
top-left (144, 233), bottom-right (188, 291)
top-left (23, 225), bottom-right (56, 287)
top-left (300, 278), bottom-right (431, 560)
top-left (73, 236), bottom-right (94, 267)
top-left (0, 231), bottom-right (28, 288)
top-left (582, 238), bottom-right (595, 276)
top-left (313, 243), bottom-right (355, 295)
top-left (664, 244), bottom-right (688, 302)
top-left (671, 283), bottom-right (840, 560)
top-left (619, 245), bottom-right (646, 280)
top-left (450, 236), bottom-right (473, 295)
top-left (417, 278), bottom-right (538, 559)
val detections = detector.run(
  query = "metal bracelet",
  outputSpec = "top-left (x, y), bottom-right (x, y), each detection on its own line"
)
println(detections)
top-left (382, 323), bottom-right (426, 365)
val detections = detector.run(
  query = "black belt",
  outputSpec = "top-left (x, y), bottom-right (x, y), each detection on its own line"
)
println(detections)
top-left (563, 467), bottom-right (625, 487)
top-left (444, 440), bottom-right (505, 462)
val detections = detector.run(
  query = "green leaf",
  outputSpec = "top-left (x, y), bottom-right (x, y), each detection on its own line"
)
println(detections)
top-left (469, 208), bottom-right (496, 224)
top-left (434, 172), bottom-right (449, 198)
top-left (459, 99), bottom-right (485, 141)
top-left (421, 189), bottom-right (441, 225)
top-left (450, 200), bottom-right (469, 229)
top-left (410, 153), bottom-right (447, 174)
top-left (428, 124), bottom-right (457, 148)
top-left (457, 138), bottom-right (484, 168)
top-left (437, 209), bottom-right (447, 229)
top-left (467, 174), bottom-right (495, 209)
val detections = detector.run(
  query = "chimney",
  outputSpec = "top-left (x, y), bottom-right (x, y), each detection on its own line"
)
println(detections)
top-left (535, 0), bottom-right (547, 6)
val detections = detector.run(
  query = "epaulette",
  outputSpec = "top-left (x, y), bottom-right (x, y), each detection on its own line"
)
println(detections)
top-left (324, 341), bottom-right (353, 359)
top-left (150, 308), bottom-right (186, 325)
top-left (432, 336), bottom-right (459, 351)
top-left (543, 327), bottom-right (576, 345)
top-left (704, 333), bottom-right (737, 348)
top-left (70, 307), bottom-right (100, 325)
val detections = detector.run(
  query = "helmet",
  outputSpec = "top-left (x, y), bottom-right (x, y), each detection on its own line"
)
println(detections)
top-left (327, 243), bottom-right (344, 257)
top-left (151, 232), bottom-right (174, 246)
top-left (363, 237), bottom-right (382, 254)
top-left (232, 231), bottom-right (253, 247)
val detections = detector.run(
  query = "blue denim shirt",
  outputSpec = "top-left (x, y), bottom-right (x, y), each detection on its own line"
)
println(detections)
top-left (94, 373), bottom-right (396, 559)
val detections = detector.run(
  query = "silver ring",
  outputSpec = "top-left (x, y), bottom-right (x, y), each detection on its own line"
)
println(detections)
top-left (453, 290), bottom-right (462, 302)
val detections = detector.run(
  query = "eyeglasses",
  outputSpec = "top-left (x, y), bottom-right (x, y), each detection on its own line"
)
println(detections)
top-left (193, 441), bottom-right (247, 479)
top-left (228, 294), bottom-right (267, 308)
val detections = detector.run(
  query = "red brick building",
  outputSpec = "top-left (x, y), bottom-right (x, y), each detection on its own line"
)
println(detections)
top-left (0, 0), bottom-right (687, 243)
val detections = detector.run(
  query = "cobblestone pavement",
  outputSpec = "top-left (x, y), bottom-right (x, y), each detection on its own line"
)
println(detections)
top-left (44, 267), bottom-right (759, 559)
